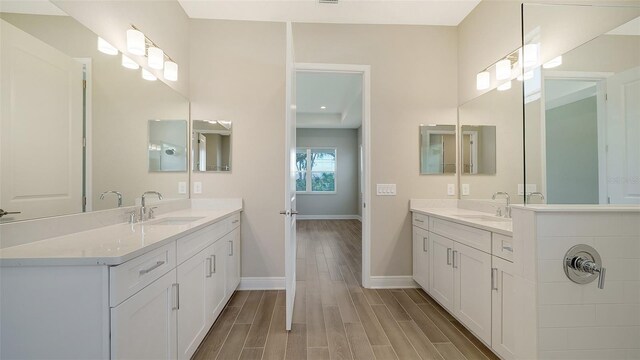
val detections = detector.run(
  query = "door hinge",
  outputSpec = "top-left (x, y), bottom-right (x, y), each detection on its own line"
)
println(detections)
top-left (82, 80), bottom-right (86, 89)
top-left (82, 196), bottom-right (87, 207)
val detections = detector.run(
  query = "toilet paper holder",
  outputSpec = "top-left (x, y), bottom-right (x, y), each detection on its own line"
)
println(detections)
top-left (564, 244), bottom-right (606, 290)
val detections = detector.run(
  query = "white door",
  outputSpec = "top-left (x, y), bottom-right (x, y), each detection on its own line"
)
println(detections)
top-left (283, 22), bottom-right (297, 331)
top-left (0, 20), bottom-right (83, 221)
top-left (226, 228), bottom-right (241, 294)
top-left (209, 238), bottom-right (228, 320)
top-left (412, 227), bottom-right (430, 291)
top-left (429, 233), bottom-right (454, 312)
top-left (491, 256), bottom-right (516, 360)
top-left (607, 66), bottom-right (640, 204)
top-left (453, 242), bottom-right (492, 344)
top-left (177, 249), bottom-right (211, 360)
top-left (111, 269), bottom-right (178, 360)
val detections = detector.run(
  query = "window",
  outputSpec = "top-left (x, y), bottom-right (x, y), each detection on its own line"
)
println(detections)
top-left (296, 148), bottom-right (336, 193)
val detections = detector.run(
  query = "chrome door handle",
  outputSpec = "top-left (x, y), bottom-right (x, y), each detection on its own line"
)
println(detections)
top-left (502, 245), bottom-right (513, 252)
top-left (447, 248), bottom-right (452, 265)
top-left (229, 241), bottom-right (233, 256)
top-left (139, 261), bottom-right (165, 275)
top-left (423, 237), bottom-right (428, 252)
top-left (206, 257), bottom-right (213, 277)
top-left (491, 268), bottom-right (498, 290)
top-left (279, 210), bottom-right (299, 215)
top-left (0, 209), bottom-right (21, 218)
top-left (172, 283), bottom-right (180, 310)
top-left (452, 250), bottom-right (458, 268)
top-left (212, 255), bottom-right (216, 274)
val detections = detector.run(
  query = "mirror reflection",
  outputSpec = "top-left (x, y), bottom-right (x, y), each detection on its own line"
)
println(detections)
top-left (148, 120), bottom-right (188, 172)
top-left (524, 5), bottom-right (640, 204)
top-left (192, 120), bottom-right (232, 172)
top-left (0, 5), bottom-right (189, 222)
top-left (419, 125), bottom-right (456, 175)
top-left (461, 125), bottom-right (496, 175)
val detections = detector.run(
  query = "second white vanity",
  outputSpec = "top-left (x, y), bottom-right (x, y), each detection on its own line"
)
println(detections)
top-left (0, 200), bottom-right (242, 360)
top-left (410, 199), bottom-right (515, 359)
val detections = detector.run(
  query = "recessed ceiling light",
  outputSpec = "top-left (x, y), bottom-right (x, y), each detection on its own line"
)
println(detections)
top-left (320, 106), bottom-right (326, 110)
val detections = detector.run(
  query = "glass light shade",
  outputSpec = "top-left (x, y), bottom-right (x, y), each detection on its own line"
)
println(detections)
top-left (97, 37), bottom-right (118, 55)
top-left (497, 80), bottom-right (512, 91)
top-left (126, 29), bottom-right (145, 56)
top-left (496, 59), bottom-right (511, 80)
top-left (164, 61), bottom-right (178, 81)
top-left (147, 47), bottom-right (164, 70)
top-left (142, 68), bottom-right (157, 81)
top-left (523, 43), bottom-right (539, 68)
top-left (476, 71), bottom-right (490, 90)
top-left (543, 56), bottom-right (563, 69)
top-left (121, 54), bottom-right (139, 69)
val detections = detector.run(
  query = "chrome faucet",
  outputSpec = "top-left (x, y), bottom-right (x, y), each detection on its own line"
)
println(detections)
top-left (100, 190), bottom-right (123, 207)
top-left (492, 191), bottom-right (511, 218)
top-left (140, 191), bottom-right (163, 221)
top-left (526, 192), bottom-right (545, 203)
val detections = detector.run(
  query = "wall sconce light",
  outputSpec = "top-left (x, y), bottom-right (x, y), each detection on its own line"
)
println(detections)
top-left (142, 68), bottom-right (157, 81)
top-left (164, 61), bottom-right (178, 82)
top-left (496, 59), bottom-right (511, 81)
top-left (126, 29), bottom-right (146, 56)
top-left (147, 47), bottom-right (164, 70)
top-left (476, 71), bottom-right (490, 90)
top-left (97, 37), bottom-right (118, 55)
top-left (523, 43), bottom-right (539, 68)
top-left (543, 56), bottom-right (562, 69)
top-left (121, 54), bottom-right (139, 69)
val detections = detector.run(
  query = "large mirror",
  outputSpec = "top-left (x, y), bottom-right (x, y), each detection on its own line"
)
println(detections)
top-left (524, 4), bottom-right (640, 204)
top-left (192, 120), bottom-right (232, 172)
top-left (461, 125), bottom-right (496, 175)
top-left (149, 120), bottom-right (188, 172)
top-left (0, 3), bottom-right (190, 222)
top-left (419, 125), bottom-right (456, 175)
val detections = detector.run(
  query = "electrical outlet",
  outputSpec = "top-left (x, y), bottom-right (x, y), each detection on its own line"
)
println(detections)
top-left (462, 184), bottom-right (470, 196)
top-left (376, 184), bottom-right (396, 196)
top-left (447, 184), bottom-right (455, 196)
top-left (178, 182), bottom-right (187, 194)
top-left (193, 182), bottom-right (202, 194)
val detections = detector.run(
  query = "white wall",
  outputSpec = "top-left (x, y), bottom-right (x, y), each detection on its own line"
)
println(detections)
top-left (296, 128), bottom-right (359, 217)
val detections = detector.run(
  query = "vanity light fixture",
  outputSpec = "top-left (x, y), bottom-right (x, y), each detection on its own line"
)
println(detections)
top-left (523, 43), bottom-right (539, 68)
top-left (121, 54), bottom-right (139, 69)
top-left (476, 71), bottom-right (490, 90)
top-left (543, 55), bottom-right (562, 69)
top-left (147, 47), bottom-right (164, 70)
top-left (164, 61), bottom-right (178, 81)
top-left (97, 37), bottom-right (118, 55)
top-left (497, 80), bottom-right (512, 91)
top-left (126, 28), bottom-right (146, 56)
top-left (142, 68), bottom-right (157, 81)
top-left (496, 59), bottom-right (511, 81)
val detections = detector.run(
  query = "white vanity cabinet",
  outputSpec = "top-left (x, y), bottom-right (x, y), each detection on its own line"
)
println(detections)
top-left (491, 255), bottom-right (516, 360)
top-left (429, 232), bottom-right (455, 312)
top-left (412, 226), bottom-right (430, 291)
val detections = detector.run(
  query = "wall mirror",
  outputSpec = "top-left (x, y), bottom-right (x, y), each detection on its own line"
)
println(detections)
top-left (461, 125), bottom-right (496, 175)
top-left (523, 4), bottom-right (640, 204)
top-left (0, 4), bottom-right (189, 223)
top-left (148, 120), bottom-right (188, 172)
top-left (192, 120), bottom-right (232, 172)
top-left (419, 125), bottom-right (456, 175)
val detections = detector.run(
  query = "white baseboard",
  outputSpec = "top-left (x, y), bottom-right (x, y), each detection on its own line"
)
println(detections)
top-left (239, 277), bottom-right (285, 290)
top-left (297, 214), bottom-right (362, 221)
top-left (368, 276), bottom-right (419, 289)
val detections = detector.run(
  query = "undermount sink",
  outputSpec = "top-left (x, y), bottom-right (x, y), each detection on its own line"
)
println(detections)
top-left (148, 217), bottom-right (205, 225)
top-left (456, 214), bottom-right (511, 223)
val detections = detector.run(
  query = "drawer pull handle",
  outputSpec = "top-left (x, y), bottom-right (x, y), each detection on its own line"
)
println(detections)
top-left (491, 268), bottom-right (498, 290)
top-left (414, 218), bottom-right (424, 223)
top-left (139, 261), bottom-right (165, 275)
top-left (423, 237), bottom-right (428, 252)
top-left (232, 219), bottom-right (239, 224)
top-left (447, 248), bottom-right (452, 265)
top-left (172, 283), bottom-right (180, 310)
top-left (452, 250), bottom-right (458, 268)
top-left (502, 245), bottom-right (513, 252)
top-left (206, 257), bottom-right (213, 277)
top-left (212, 255), bottom-right (217, 274)
top-left (229, 241), bottom-right (233, 256)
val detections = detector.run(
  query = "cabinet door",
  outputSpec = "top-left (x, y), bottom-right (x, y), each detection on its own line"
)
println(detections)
top-left (226, 228), bottom-right (241, 296)
top-left (412, 226), bottom-right (429, 291)
top-left (206, 238), bottom-right (228, 321)
top-left (111, 269), bottom-right (177, 360)
top-left (429, 233), bottom-right (454, 312)
top-left (177, 249), bottom-right (213, 360)
top-left (492, 256), bottom-right (516, 360)
top-left (453, 242), bottom-right (492, 344)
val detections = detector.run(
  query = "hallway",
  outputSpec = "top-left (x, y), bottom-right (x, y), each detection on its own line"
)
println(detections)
top-left (193, 220), bottom-right (497, 360)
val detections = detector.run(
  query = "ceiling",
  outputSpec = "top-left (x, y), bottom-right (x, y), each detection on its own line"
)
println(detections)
top-left (178, 0), bottom-right (480, 26)
top-left (607, 16), bottom-right (640, 36)
top-left (296, 72), bottom-right (362, 129)
top-left (0, 0), bottom-right (66, 15)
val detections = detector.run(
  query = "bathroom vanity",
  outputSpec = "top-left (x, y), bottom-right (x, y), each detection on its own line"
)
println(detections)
top-left (0, 201), bottom-right (242, 360)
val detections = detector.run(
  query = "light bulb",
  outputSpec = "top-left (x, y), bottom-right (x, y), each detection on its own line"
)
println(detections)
top-left (97, 37), bottom-right (118, 55)
top-left (476, 71), bottom-right (490, 90)
top-left (496, 59), bottom-right (511, 81)
top-left (543, 56), bottom-right (562, 69)
top-left (142, 68), bottom-right (157, 81)
top-left (164, 61), bottom-right (178, 81)
top-left (497, 80), bottom-right (512, 91)
top-left (147, 47), bottom-right (164, 70)
top-left (121, 54), bottom-right (139, 69)
top-left (127, 29), bottom-right (145, 56)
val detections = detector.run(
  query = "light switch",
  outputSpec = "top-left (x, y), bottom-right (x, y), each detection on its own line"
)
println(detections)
top-left (447, 184), bottom-right (455, 196)
top-left (193, 182), bottom-right (202, 194)
top-left (462, 184), bottom-right (470, 196)
top-left (178, 182), bottom-right (187, 194)
top-left (376, 184), bottom-right (396, 196)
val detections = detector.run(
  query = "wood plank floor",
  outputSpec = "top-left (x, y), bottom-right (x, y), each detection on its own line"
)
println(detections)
top-left (193, 220), bottom-right (499, 360)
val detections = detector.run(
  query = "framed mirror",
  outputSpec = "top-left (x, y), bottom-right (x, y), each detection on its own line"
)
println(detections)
top-left (419, 125), bottom-right (456, 175)
top-left (192, 120), bottom-right (232, 172)
top-left (461, 125), bottom-right (496, 175)
top-left (148, 120), bottom-right (188, 172)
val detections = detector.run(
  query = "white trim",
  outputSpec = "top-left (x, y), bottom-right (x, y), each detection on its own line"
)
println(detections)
top-left (238, 277), bottom-right (285, 290)
top-left (295, 62), bottom-right (372, 289)
top-left (368, 276), bottom-right (419, 289)
top-left (297, 214), bottom-right (361, 221)
top-left (75, 58), bottom-right (92, 212)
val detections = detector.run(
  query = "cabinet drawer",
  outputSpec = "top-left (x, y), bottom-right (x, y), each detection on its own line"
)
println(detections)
top-left (110, 242), bottom-right (176, 307)
top-left (412, 212), bottom-right (429, 230)
top-left (177, 221), bottom-right (227, 265)
top-left (492, 233), bottom-right (513, 262)
top-left (429, 217), bottom-right (491, 253)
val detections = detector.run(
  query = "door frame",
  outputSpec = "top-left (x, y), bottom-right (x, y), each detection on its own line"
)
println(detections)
top-left (75, 58), bottom-right (93, 212)
top-left (294, 62), bottom-right (372, 288)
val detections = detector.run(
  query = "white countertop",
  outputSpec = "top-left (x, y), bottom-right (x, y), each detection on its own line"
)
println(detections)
top-left (511, 204), bottom-right (640, 212)
top-left (410, 205), bottom-right (512, 236)
top-left (0, 207), bottom-right (241, 267)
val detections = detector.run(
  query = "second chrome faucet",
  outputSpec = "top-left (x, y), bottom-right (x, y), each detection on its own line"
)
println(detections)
top-left (140, 191), bottom-right (163, 222)
top-left (492, 191), bottom-right (511, 218)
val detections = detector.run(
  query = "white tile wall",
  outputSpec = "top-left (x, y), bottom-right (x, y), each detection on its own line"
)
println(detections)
top-left (535, 211), bottom-right (640, 357)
